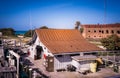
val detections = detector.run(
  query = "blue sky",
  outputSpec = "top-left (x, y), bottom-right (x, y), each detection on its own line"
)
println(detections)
top-left (0, 0), bottom-right (120, 30)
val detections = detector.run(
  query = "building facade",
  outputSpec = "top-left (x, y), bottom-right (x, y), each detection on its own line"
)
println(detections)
top-left (81, 24), bottom-right (120, 39)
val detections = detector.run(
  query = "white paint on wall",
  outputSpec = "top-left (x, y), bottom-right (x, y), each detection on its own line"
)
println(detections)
top-left (28, 36), bottom-right (40, 59)
top-left (71, 60), bottom-right (80, 69)
top-left (28, 35), bottom-right (54, 59)
top-left (54, 55), bottom-right (72, 70)
top-left (72, 59), bottom-right (93, 71)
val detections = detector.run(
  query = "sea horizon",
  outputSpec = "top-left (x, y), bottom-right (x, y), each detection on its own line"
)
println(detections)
top-left (15, 30), bottom-right (27, 35)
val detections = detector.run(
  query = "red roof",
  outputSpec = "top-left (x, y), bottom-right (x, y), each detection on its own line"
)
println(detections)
top-left (35, 29), bottom-right (103, 54)
top-left (81, 24), bottom-right (120, 28)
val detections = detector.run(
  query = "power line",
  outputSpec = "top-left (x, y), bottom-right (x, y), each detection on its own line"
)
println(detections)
top-left (29, 9), bottom-right (32, 37)
top-left (104, 0), bottom-right (107, 24)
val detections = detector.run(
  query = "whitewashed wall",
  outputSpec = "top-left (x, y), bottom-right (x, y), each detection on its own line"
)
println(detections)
top-left (28, 46), bottom-right (34, 59)
top-left (54, 55), bottom-right (72, 70)
top-left (71, 60), bottom-right (80, 69)
top-left (28, 36), bottom-right (41, 59)
top-left (72, 60), bottom-right (93, 71)
top-left (54, 52), bottom-right (86, 70)
top-left (28, 36), bottom-right (53, 59)
top-left (79, 61), bottom-right (91, 68)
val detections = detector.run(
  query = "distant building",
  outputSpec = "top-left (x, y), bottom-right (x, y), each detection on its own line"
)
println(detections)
top-left (81, 24), bottom-right (120, 39)
top-left (28, 29), bottom-right (103, 71)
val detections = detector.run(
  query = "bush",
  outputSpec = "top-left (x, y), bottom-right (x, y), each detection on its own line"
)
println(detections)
top-left (24, 30), bottom-right (34, 37)
top-left (101, 34), bottom-right (120, 50)
top-left (0, 28), bottom-right (15, 36)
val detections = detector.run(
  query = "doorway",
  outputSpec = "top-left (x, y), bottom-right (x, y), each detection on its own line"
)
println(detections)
top-left (36, 45), bottom-right (43, 59)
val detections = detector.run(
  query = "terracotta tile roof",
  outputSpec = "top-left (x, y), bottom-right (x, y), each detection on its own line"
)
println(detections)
top-left (35, 29), bottom-right (103, 54)
top-left (81, 24), bottom-right (120, 28)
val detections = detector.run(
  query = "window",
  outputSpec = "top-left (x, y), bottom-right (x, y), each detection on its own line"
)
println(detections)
top-left (94, 36), bottom-right (96, 37)
top-left (91, 52), bottom-right (97, 55)
top-left (117, 31), bottom-right (120, 34)
top-left (94, 30), bottom-right (96, 33)
top-left (111, 30), bottom-right (114, 34)
top-left (88, 36), bottom-right (90, 38)
top-left (102, 30), bottom-right (104, 34)
top-left (70, 54), bottom-right (80, 56)
top-left (99, 30), bottom-right (101, 33)
top-left (57, 55), bottom-right (63, 57)
top-left (106, 30), bottom-right (109, 34)
top-left (88, 30), bottom-right (90, 32)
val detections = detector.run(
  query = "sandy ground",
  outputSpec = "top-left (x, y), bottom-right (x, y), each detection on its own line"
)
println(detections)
top-left (3, 36), bottom-right (31, 47)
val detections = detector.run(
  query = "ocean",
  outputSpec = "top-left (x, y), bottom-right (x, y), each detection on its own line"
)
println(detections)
top-left (15, 31), bottom-right (27, 35)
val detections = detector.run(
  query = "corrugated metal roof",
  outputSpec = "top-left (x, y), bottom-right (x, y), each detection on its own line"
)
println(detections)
top-left (72, 55), bottom-right (97, 61)
top-left (35, 29), bottom-right (103, 54)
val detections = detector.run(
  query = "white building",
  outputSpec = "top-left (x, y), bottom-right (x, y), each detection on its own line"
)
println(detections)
top-left (28, 29), bottom-right (103, 71)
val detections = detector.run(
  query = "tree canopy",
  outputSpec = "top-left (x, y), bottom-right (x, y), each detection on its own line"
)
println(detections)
top-left (24, 30), bottom-right (34, 37)
top-left (39, 26), bottom-right (48, 29)
top-left (75, 21), bottom-right (81, 29)
top-left (24, 26), bottom-right (49, 37)
top-left (80, 27), bottom-right (84, 33)
top-left (0, 28), bottom-right (15, 36)
top-left (101, 35), bottom-right (120, 50)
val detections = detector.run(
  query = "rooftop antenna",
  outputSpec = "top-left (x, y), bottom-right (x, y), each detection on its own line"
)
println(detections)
top-left (104, 0), bottom-right (108, 68)
top-left (29, 9), bottom-right (32, 37)
top-left (101, 0), bottom-right (107, 38)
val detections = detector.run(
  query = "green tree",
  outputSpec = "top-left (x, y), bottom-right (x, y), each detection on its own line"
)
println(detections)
top-left (80, 27), bottom-right (84, 33)
top-left (24, 30), bottom-right (34, 37)
top-left (75, 21), bottom-right (81, 29)
top-left (101, 34), bottom-right (120, 50)
top-left (39, 26), bottom-right (48, 29)
top-left (24, 26), bottom-right (49, 37)
top-left (0, 28), bottom-right (15, 36)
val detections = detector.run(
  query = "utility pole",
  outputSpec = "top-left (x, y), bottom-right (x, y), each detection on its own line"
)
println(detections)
top-left (29, 9), bottom-right (32, 37)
